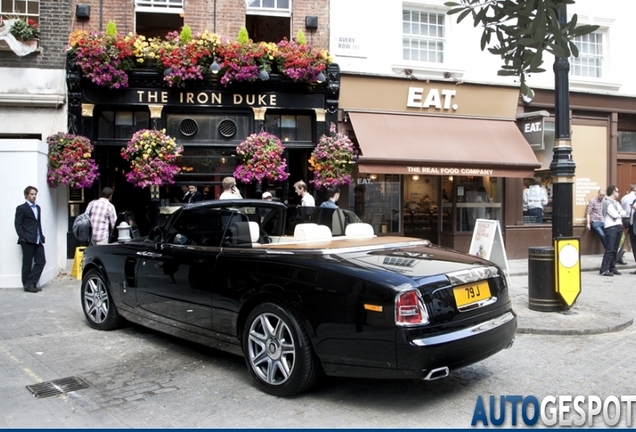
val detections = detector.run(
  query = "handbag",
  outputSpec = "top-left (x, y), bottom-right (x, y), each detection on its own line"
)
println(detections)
top-left (72, 201), bottom-right (94, 243)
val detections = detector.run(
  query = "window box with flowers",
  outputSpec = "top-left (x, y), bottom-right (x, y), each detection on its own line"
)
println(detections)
top-left (234, 132), bottom-right (290, 186)
top-left (121, 129), bottom-right (183, 188)
top-left (0, 18), bottom-right (39, 56)
top-left (67, 24), bottom-right (333, 89)
top-left (46, 133), bottom-right (99, 189)
top-left (309, 123), bottom-right (358, 190)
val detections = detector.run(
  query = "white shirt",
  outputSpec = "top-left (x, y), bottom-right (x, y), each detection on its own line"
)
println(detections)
top-left (301, 193), bottom-right (316, 207)
top-left (219, 191), bottom-right (241, 200)
top-left (604, 198), bottom-right (626, 228)
top-left (620, 191), bottom-right (636, 218)
top-left (523, 185), bottom-right (548, 210)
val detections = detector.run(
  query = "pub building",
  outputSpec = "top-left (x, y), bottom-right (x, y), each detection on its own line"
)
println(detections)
top-left (65, 57), bottom-right (342, 257)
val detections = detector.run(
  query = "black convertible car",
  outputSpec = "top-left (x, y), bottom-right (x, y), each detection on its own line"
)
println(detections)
top-left (81, 199), bottom-right (516, 396)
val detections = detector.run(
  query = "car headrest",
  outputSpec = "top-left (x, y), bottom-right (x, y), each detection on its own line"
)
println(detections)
top-left (345, 223), bottom-right (375, 238)
top-left (293, 223), bottom-right (332, 242)
top-left (248, 221), bottom-right (260, 243)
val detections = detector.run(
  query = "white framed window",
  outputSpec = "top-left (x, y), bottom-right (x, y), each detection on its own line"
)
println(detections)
top-left (402, 9), bottom-right (445, 63)
top-left (1, 0), bottom-right (39, 24)
top-left (134, 0), bottom-right (183, 39)
top-left (571, 32), bottom-right (604, 78)
top-left (135, 0), bottom-right (184, 13)
top-left (246, 0), bottom-right (291, 17)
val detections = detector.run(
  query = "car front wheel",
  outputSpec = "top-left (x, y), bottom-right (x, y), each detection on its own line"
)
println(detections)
top-left (81, 269), bottom-right (124, 330)
top-left (243, 302), bottom-right (319, 396)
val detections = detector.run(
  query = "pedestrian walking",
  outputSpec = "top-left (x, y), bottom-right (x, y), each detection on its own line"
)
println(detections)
top-left (89, 187), bottom-right (117, 245)
top-left (14, 185), bottom-right (46, 293)
top-left (600, 185), bottom-right (626, 277)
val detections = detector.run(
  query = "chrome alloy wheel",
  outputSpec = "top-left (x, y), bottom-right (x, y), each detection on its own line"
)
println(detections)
top-left (83, 275), bottom-right (111, 325)
top-left (247, 312), bottom-right (296, 386)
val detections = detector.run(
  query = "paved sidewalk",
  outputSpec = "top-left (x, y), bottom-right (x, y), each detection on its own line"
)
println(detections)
top-left (507, 253), bottom-right (634, 336)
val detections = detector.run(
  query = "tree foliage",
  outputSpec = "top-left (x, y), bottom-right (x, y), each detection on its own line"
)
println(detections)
top-left (444, 0), bottom-right (598, 99)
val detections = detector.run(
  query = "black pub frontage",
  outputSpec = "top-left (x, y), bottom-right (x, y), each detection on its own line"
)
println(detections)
top-left (65, 59), bottom-right (340, 257)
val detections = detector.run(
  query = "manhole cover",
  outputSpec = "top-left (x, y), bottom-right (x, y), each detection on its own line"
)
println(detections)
top-left (26, 376), bottom-right (90, 398)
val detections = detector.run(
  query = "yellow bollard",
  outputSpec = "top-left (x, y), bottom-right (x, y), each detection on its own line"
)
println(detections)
top-left (71, 246), bottom-right (87, 280)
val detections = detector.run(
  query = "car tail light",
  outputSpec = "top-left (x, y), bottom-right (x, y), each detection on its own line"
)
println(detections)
top-left (395, 289), bottom-right (429, 326)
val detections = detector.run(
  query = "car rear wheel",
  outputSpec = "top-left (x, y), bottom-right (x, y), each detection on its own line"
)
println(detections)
top-left (243, 302), bottom-right (319, 396)
top-left (81, 269), bottom-right (124, 330)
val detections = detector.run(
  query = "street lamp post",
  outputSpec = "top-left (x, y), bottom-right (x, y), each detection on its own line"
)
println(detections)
top-left (549, 3), bottom-right (575, 239)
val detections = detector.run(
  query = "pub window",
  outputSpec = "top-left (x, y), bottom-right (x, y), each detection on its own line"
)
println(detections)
top-left (263, 114), bottom-right (312, 143)
top-left (245, 0), bottom-right (291, 43)
top-left (1, 0), bottom-right (39, 25)
top-left (135, 0), bottom-right (184, 39)
top-left (348, 174), bottom-right (401, 235)
top-left (97, 110), bottom-right (150, 140)
top-left (402, 8), bottom-right (445, 64)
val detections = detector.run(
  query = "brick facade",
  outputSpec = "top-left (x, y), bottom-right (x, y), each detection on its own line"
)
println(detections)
top-left (64, 0), bottom-right (329, 47)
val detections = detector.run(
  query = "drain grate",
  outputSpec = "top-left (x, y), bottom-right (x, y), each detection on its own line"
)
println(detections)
top-left (26, 376), bottom-right (90, 398)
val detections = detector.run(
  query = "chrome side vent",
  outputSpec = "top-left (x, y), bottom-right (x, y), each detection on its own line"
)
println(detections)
top-left (446, 266), bottom-right (499, 287)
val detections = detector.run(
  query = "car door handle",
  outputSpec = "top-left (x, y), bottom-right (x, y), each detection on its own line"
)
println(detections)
top-left (136, 251), bottom-right (162, 258)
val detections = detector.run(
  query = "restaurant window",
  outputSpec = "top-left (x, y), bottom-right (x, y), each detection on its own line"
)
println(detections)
top-left (402, 9), bottom-right (445, 63)
top-left (1, 0), bottom-right (39, 25)
top-left (135, 0), bottom-right (184, 39)
top-left (97, 110), bottom-right (150, 140)
top-left (570, 31), bottom-right (604, 79)
top-left (522, 174), bottom-right (552, 225)
top-left (264, 114), bottom-right (312, 144)
top-left (349, 174), bottom-right (401, 235)
top-left (246, 0), bottom-right (291, 43)
top-left (442, 176), bottom-right (503, 233)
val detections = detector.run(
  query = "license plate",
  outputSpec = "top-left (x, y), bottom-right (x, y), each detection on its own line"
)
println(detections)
top-left (453, 281), bottom-right (491, 307)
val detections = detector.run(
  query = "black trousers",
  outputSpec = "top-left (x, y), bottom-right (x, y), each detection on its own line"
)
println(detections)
top-left (20, 242), bottom-right (46, 287)
top-left (600, 225), bottom-right (622, 273)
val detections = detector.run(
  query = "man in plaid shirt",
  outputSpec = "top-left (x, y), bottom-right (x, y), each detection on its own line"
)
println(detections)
top-left (89, 187), bottom-right (117, 245)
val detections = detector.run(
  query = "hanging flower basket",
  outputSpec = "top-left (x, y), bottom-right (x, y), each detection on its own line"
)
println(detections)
top-left (46, 132), bottom-right (99, 189)
top-left (234, 132), bottom-right (290, 184)
top-left (120, 129), bottom-right (183, 188)
top-left (309, 123), bottom-right (358, 189)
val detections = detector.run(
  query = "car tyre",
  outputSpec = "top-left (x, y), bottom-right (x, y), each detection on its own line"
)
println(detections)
top-left (243, 302), bottom-right (319, 396)
top-left (81, 269), bottom-right (124, 330)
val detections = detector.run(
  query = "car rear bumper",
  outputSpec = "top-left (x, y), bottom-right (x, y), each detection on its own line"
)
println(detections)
top-left (395, 310), bottom-right (517, 376)
top-left (320, 310), bottom-right (517, 380)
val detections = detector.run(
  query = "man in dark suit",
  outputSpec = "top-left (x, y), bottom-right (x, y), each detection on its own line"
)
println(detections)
top-left (14, 186), bottom-right (46, 293)
top-left (187, 185), bottom-right (203, 203)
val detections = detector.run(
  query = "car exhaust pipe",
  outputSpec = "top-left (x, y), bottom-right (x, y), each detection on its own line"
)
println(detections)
top-left (423, 366), bottom-right (450, 381)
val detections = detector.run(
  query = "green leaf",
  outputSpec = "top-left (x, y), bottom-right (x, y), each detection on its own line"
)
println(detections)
top-left (443, 1), bottom-right (461, 6)
top-left (457, 8), bottom-right (472, 24)
top-left (569, 41), bottom-right (579, 58)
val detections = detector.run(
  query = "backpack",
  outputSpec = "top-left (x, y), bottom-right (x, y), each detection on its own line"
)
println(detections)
top-left (73, 201), bottom-right (94, 243)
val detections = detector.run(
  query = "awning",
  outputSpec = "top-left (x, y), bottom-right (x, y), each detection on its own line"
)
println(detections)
top-left (348, 112), bottom-right (540, 178)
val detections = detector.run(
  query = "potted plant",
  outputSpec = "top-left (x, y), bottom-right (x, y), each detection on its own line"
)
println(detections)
top-left (309, 123), bottom-right (358, 189)
top-left (8, 18), bottom-right (39, 41)
top-left (46, 132), bottom-right (99, 189)
top-left (234, 132), bottom-right (290, 184)
top-left (275, 32), bottom-right (331, 82)
top-left (120, 129), bottom-right (183, 188)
